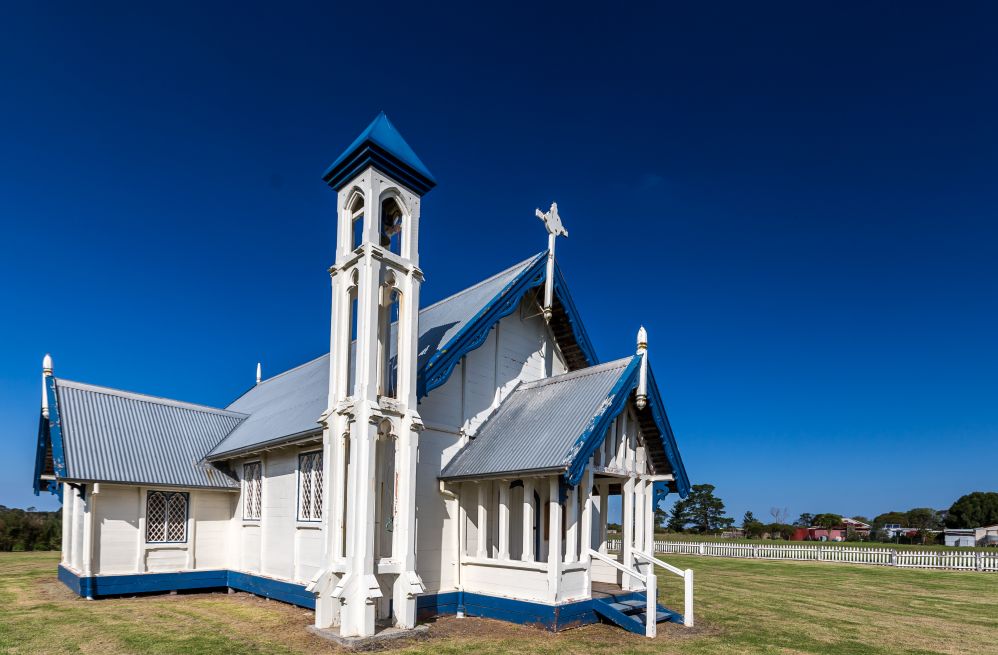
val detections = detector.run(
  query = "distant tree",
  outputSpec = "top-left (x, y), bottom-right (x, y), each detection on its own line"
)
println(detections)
top-left (667, 499), bottom-right (690, 532)
top-left (795, 513), bottom-right (814, 527)
top-left (655, 505), bottom-right (669, 530)
top-left (852, 516), bottom-right (870, 525)
top-left (873, 511), bottom-right (908, 529)
top-left (945, 492), bottom-right (998, 529)
top-left (906, 508), bottom-right (943, 540)
top-left (669, 484), bottom-right (733, 534)
top-left (769, 507), bottom-right (789, 525)
top-left (812, 513), bottom-right (843, 539)
top-left (0, 505), bottom-right (61, 551)
top-left (742, 511), bottom-right (756, 527)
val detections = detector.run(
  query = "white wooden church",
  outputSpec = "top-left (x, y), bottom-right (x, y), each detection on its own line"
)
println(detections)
top-left (32, 114), bottom-right (692, 640)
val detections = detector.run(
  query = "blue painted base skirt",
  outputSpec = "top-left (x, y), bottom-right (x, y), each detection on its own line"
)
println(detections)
top-left (58, 566), bottom-right (640, 631)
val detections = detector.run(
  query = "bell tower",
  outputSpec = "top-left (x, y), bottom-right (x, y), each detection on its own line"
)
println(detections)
top-left (315, 113), bottom-right (436, 637)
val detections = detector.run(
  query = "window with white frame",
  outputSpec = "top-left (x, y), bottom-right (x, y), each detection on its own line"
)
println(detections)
top-left (298, 451), bottom-right (323, 521)
top-left (145, 491), bottom-right (188, 543)
top-left (243, 461), bottom-right (262, 520)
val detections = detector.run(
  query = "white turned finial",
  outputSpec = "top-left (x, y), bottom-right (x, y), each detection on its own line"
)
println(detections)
top-left (41, 353), bottom-right (53, 417)
top-left (535, 202), bottom-right (568, 323)
top-left (256, 362), bottom-right (262, 385)
top-left (636, 327), bottom-right (648, 410)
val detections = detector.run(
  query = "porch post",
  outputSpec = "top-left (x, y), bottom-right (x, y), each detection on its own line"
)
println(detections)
top-left (477, 482), bottom-right (489, 558)
top-left (547, 477), bottom-right (562, 602)
top-left (522, 478), bottom-right (535, 562)
top-left (622, 475), bottom-right (635, 589)
top-left (598, 482), bottom-right (609, 554)
top-left (565, 481), bottom-right (579, 564)
top-left (644, 478), bottom-right (656, 558)
top-left (634, 478), bottom-right (646, 555)
top-left (580, 463), bottom-right (594, 589)
top-left (498, 481), bottom-right (510, 560)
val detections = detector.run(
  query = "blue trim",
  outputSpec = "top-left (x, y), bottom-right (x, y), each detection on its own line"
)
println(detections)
top-left (35, 377), bottom-right (67, 496)
top-left (57, 566), bottom-right (314, 609)
top-left (561, 359), bottom-right (691, 498)
top-left (418, 590), bottom-right (647, 631)
top-left (57, 568), bottom-right (673, 632)
top-left (32, 414), bottom-right (47, 496)
top-left (418, 252), bottom-right (599, 399)
top-left (646, 368), bottom-right (691, 497)
top-left (552, 262), bottom-right (598, 367)
top-left (563, 356), bottom-right (642, 486)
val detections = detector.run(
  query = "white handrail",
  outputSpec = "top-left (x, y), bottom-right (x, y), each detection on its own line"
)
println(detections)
top-left (633, 550), bottom-right (695, 627)
top-left (589, 548), bottom-right (646, 585)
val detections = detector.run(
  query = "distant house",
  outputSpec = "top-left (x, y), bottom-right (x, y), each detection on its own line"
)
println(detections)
top-left (791, 518), bottom-right (871, 542)
top-left (883, 524), bottom-right (920, 540)
top-left (944, 525), bottom-right (998, 547)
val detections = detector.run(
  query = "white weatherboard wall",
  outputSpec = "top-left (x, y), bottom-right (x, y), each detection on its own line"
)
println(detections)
top-left (88, 484), bottom-right (237, 575)
top-left (231, 445), bottom-right (324, 585)
top-left (416, 305), bottom-right (568, 596)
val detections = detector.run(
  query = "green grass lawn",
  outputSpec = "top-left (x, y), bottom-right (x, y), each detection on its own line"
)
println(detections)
top-left (0, 551), bottom-right (994, 654)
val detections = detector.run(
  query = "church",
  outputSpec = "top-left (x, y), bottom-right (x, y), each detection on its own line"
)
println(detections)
top-left (32, 114), bottom-right (692, 641)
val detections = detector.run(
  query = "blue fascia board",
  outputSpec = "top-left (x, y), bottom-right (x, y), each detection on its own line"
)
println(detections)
top-left (35, 376), bottom-right (68, 495)
top-left (562, 358), bottom-right (690, 497)
top-left (418, 252), bottom-right (547, 398)
top-left (563, 356), bottom-right (642, 486)
top-left (32, 413), bottom-right (47, 496)
top-left (646, 367), bottom-right (691, 497)
top-left (418, 252), bottom-right (599, 399)
top-left (553, 262), bottom-right (598, 367)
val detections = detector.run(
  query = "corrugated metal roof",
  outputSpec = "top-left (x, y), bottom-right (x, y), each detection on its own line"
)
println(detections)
top-left (54, 379), bottom-right (245, 489)
top-left (206, 254), bottom-right (540, 459)
top-left (439, 358), bottom-right (634, 481)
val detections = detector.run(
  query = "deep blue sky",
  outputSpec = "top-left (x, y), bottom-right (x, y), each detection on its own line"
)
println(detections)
top-left (2, 3), bottom-right (996, 523)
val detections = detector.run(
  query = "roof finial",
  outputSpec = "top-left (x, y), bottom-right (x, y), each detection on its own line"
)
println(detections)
top-left (535, 202), bottom-right (568, 322)
top-left (256, 362), bottom-right (262, 385)
top-left (636, 327), bottom-right (648, 410)
top-left (41, 353), bottom-right (53, 417)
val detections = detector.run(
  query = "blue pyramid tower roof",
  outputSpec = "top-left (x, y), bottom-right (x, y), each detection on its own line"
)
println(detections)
top-left (323, 112), bottom-right (437, 194)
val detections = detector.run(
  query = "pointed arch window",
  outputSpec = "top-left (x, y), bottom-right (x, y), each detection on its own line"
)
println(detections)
top-left (349, 193), bottom-right (365, 249)
top-left (379, 287), bottom-right (401, 399)
top-left (380, 197), bottom-right (404, 256)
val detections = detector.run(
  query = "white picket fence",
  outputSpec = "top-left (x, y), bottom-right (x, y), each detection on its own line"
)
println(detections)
top-left (605, 540), bottom-right (998, 572)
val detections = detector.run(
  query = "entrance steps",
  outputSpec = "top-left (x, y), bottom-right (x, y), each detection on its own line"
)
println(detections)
top-left (591, 594), bottom-right (683, 635)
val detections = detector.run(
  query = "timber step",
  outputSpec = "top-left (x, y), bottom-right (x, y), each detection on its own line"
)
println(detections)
top-left (592, 595), bottom-right (683, 635)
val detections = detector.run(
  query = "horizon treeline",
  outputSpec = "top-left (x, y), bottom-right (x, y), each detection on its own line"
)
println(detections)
top-left (0, 505), bottom-right (61, 551)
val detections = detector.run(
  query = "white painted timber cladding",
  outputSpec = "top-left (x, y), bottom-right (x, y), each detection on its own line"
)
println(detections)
top-left (63, 299), bottom-right (571, 601)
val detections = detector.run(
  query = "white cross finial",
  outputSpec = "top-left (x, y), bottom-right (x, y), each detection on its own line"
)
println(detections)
top-left (535, 202), bottom-right (568, 237)
top-left (636, 327), bottom-right (648, 410)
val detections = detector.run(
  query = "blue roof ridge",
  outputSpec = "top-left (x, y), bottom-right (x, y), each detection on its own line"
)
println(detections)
top-left (516, 356), bottom-right (634, 392)
top-left (55, 378), bottom-right (249, 418)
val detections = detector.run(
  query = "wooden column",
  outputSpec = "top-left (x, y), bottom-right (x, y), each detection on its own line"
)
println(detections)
top-left (477, 482), bottom-right (489, 558)
top-left (580, 464), bottom-right (594, 589)
top-left (498, 481), bottom-right (510, 560)
top-left (634, 479), bottom-right (645, 555)
top-left (458, 483), bottom-right (467, 556)
top-left (522, 479), bottom-right (535, 562)
top-left (622, 476), bottom-right (635, 589)
top-left (644, 479), bottom-right (655, 559)
top-left (565, 482), bottom-right (579, 563)
top-left (598, 482), bottom-right (609, 554)
top-left (547, 477), bottom-right (562, 602)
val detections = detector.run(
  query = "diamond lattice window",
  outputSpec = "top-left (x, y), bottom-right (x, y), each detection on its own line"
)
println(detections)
top-left (145, 491), bottom-right (187, 543)
top-left (243, 461), bottom-right (262, 520)
top-left (298, 451), bottom-right (323, 521)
